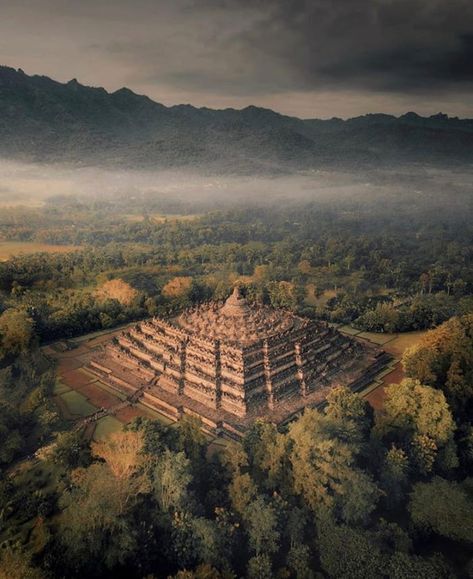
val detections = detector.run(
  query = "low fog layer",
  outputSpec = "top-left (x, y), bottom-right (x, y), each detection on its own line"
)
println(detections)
top-left (0, 159), bottom-right (472, 217)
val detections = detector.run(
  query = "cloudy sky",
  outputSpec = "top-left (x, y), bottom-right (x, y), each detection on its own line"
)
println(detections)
top-left (1, 0), bottom-right (472, 118)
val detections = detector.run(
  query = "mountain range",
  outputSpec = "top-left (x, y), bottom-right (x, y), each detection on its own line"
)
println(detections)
top-left (1, 65), bottom-right (473, 173)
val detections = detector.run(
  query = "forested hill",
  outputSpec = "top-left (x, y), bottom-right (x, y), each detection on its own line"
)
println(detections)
top-left (1, 65), bottom-right (473, 173)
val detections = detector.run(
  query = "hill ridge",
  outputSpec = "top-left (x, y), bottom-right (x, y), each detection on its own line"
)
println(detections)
top-left (1, 65), bottom-right (472, 172)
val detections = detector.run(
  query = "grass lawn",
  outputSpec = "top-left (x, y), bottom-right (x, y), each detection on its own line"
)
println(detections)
top-left (53, 380), bottom-right (71, 395)
top-left (93, 416), bottom-right (123, 441)
top-left (136, 402), bottom-right (176, 425)
top-left (340, 327), bottom-right (428, 355)
top-left (356, 331), bottom-right (397, 345)
top-left (60, 390), bottom-right (97, 417)
top-left (339, 325), bottom-right (362, 336)
top-left (382, 331), bottom-right (428, 357)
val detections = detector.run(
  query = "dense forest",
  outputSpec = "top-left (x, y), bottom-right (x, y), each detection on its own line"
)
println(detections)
top-left (1, 185), bottom-right (472, 359)
top-left (0, 315), bottom-right (472, 577)
top-left (0, 185), bottom-right (472, 577)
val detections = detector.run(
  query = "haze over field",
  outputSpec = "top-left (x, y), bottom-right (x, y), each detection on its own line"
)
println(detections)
top-left (1, 158), bottom-right (472, 218)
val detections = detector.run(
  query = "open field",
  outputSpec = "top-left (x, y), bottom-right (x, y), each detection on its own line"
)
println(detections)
top-left (60, 390), bottom-right (97, 417)
top-left (0, 241), bottom-right (81, 261)
top-left (93, 416), bottom-right (123, 441)
top-left (123, 213), bottom-right (199, 223)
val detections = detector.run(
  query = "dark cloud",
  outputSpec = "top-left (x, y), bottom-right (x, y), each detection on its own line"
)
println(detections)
top-left (0, 0), bottom-right (472, 116)
top-left (205, 0), bottom-right (473, 92)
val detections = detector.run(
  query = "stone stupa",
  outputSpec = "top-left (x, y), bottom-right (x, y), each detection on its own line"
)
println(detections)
top-left (89, 287), bottom-right (387, 438)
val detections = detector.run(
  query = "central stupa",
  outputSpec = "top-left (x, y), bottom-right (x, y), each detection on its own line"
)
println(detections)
top-left (89, 287), bottom-right (385, 438)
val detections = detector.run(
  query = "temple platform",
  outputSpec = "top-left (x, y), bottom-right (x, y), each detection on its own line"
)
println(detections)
top-left (87, 287), bottom-right (390, 439)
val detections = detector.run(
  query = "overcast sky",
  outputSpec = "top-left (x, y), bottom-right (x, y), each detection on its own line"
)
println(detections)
top-left (1, 0), bottom-right (472, 118)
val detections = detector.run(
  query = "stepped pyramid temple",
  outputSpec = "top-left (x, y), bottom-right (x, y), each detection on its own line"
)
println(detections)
top-left (89, 287), bottom-right (387, 438)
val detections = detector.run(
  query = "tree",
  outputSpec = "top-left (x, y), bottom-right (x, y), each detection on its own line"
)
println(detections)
top-left (126, 416), bottom-right (173, 455)
top-left (298, 260), bottom-right (312, 276)
top-left (51, 431), bottom-right (91, 469)
top-left (288, 409), bottom-right (380, 523)
top-left (325, 386), bottom-right (374, 443)
top-left (246, 496), bottom-right (279, 556)
top-left (355, 302), bottom-right (401, 333)
top-left (0, 548), bottom-right (45, 579)
top-left (0, 404), bottom-right (24, 465)
top-left (387, 552), bottom-right (452, 579)
top-left (190, 517), bottom-right (229, 570)
top-left (409, 477), bottom-right (473, 543)
top-left (175, 415), bottom-right (207, 467)
top-left (267, 281), bottom-right (296, 309)
top-left (243, 420), bottom-right (290, 491)
top-left (380, 446), bottom-right (409, 506)
top-left (376, 379), bottom-right (457, 475)
top-left (58, 464), bottom-right (142, 570)
top-left (287, 544), bottom-right (313, 579)
top-left (153, 450), bottom-right (191, 512)
top-left (162, 276), bottom-right (193, 300)
top-left (229, 472), bottom-right (257, 517)
top-left (247, 554), bottom-right (273, 579)
top-left (95, 278), bottom-right (138, 306)
top-left (169, 564), bottom-right (222, 579)
top-left (0, 308), bottom-right (34, 359)
top-left (402, 314), bottom-right (473, 417)
top-left (91, 430), bottom-right (145, 480)
top-left (317, 515), bottom-right (384, 579)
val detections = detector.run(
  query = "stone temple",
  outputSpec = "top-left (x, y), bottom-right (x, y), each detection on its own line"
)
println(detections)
top-left (89, 287), bottom-right (387, 438)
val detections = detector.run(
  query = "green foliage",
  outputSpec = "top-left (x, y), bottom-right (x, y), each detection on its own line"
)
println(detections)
top-left (175, 415), bottom-right (207, 467)
top-left (382, 379), bottom-right (455, 445)
top-left (376, 379), bottom-right (457, 476)
top-left (0, 198), bottom-right (472, 577)
top-left (380, 446), bottom-right (409, 505)
top-left (1, 372), bottom-right (471, 578)
top-left (409, 477), bottom-right (473, 543)
top-left (355, 293), bottom-right (463, 333)
top-left (50, 431), bottom-right (91, 469)
top-left (0, 308), bottom-right (34, 360)
top-left (58, 463), bottom-right (141, 569)
top-left (317, 515), bottom-right (385, 579)
top-left (286, 544), bottom-right (313, 579)
top-left (229, 472), bottom-right (257, 517)
top-left (288, 409), bottom-right (381, 524)
top-left (0, 353), bottom-right (58, 466)
top-left (245, 497), bottom-right (279, 556)
top-left (0, 548), bottom-right (46, 579)
top-left (153, 450), bottom-right (191, 512)
top-left (325, 385), bottom-right (374, 443)
top-left (386, 552), bottom-right (451, 579)
top-left (403, 314), bottom-right (473, 418)
top-left (247, 554), bottom-right (273, 579)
